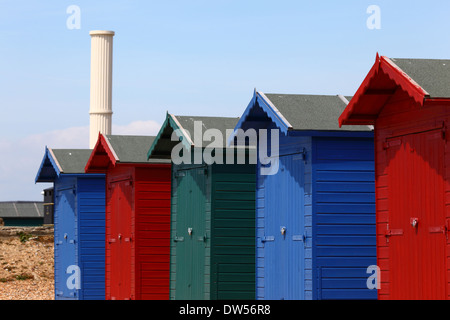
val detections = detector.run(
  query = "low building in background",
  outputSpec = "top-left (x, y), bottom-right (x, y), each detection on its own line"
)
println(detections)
top-left (0, 201), bottom-right (44, 226)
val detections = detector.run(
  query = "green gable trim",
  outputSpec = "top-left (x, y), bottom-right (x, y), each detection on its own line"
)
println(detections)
top-left (147, 113), bottom-right (240, 160)
top-left (147, 113), bottom-right (192, 160)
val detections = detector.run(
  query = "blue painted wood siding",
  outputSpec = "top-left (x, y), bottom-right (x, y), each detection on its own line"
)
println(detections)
top-left (256, 134), bottom-right (313, 300)
top-left (77, 177), bottom-right (106, 300)
top-left (312, 137), bottom-right (376, 300)
top-left (53, 175), bottom-right (105, 300)
top-left (54, 176), bottom-right (78, 300)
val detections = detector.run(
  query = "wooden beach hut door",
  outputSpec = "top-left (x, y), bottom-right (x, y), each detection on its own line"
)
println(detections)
top-left (54, 187), bottom-right (77, 299)
top-left (174, 167), bottom-right (207, 300)
top-left (263, 153), bottom-right (305, 300)
top-left (385, 129), bottom-right (447, 299)
top-left (108, 178), bottom-right (133, 300)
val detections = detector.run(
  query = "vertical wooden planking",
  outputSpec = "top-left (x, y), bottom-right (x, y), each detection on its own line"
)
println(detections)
top-left (376, 99), bottom-right (450, 299)
top-left (172, 164), bottom-right (208, 300)
top-left (53, 176), bottom-right (78, 300)
top-left (105, 165), bottom-right (134, 300)
top-left (258, 134), bottom-right (308, 300)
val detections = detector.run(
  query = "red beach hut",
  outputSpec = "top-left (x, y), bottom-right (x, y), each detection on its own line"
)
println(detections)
top-left (339, 54), bottom-right (450, 300)
top-left (85, 134), bottom-right (171, 300)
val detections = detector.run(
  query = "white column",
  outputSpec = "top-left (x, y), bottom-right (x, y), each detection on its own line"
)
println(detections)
top-left (89, 30), bottom-right (114, 149)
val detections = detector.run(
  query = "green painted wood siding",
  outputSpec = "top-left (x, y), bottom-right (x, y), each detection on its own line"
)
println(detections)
top-left (170, 164), bottom-right (212, 300)
top-left (170, 161), bottom-right (256, 300)
top-left (211, 164), bottom-right (256, 300)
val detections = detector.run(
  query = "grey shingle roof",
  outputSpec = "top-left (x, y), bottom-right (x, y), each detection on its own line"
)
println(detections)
top-left (174, 116), bottom-right (240, 141)
top-left (51, 149), bottom-right (93, 174)
top-left (263, 94), bottom-right (372, 131)
top-left (148, 115), bottom-right (241, 159)
top-left (390, 58), bottom-right (450, 98)
top-left (0, 202), bottom-right (44, 218)
top-left (105, 135), bottom-right (169, 163)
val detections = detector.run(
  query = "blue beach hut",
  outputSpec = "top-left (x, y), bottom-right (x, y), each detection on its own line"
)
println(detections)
top-left (35, 147), bottom-right (105, 300)
top-left (232, 91), bottom-right (377, 300)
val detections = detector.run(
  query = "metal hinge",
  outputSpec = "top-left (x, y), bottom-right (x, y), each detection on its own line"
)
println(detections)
top-left (383, 139), bottom-right (401, 150)
top-left (385, 226), bottom-right (403, 242)
top-left (292, 234), bottom-right (307, 248)
top-left (292, 234), bottom-right (306, 242)
top-left (261, 236), bottom-right (274, 243)
top-left (174, 236), bottom-right (184, 242)
top-left (175, 171), bottom-right (186, 178)
top-left (385, 229), bottom-right (403, 236)
top-left (429, 222), bottom-right (449, 240)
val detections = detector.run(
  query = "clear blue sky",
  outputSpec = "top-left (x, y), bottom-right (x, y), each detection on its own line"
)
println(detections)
top-left (1, 0), bottom-right (450, 201)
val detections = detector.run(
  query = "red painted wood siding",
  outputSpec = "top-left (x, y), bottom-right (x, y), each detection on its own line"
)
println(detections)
top-left (105, 165), bottom-right (135, 300)
top-left (375, 93), bottom-right (450, 300)
top-left (135, 166), bottom-right (171, 300)
top-left (105, 164), bottom-right (171, 300)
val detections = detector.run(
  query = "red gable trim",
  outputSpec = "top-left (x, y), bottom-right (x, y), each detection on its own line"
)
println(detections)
top-left (339, 54), bottom-right (430, 126)
top-left (85, 133), bottom-right (118, 173)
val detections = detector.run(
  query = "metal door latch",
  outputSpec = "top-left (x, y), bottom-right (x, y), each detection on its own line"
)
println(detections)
top-left (188, 228), bottom-right (193, 236)
top-left (410, 218), bottom-right (419, 228)
top-left (280, 227), bottom-right (286, 236)
top-left (261, 236), bottom-right (274, 243)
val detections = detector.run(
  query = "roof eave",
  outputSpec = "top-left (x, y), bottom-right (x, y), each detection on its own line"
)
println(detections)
top-left (229, 90), bottom-right (292, 145)
top-left (339, 54), bottom-right (429, 127)
top-left (35, 147), bottom-right (62, 183)
top-left (85, 133), bottom-right (118, 173)
top-left (147, 113), bottom-right (193, 159)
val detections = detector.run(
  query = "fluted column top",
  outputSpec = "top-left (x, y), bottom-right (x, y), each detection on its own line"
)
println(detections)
top-left (89, 30), bottom-right (115, 36)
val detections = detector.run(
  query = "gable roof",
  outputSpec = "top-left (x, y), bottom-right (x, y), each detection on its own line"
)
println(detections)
top-left (85, 134), bottom-right (169, 172)
top-left (339, 54), bottom-right (450, 126)
top-left (389, 58), bottom-right (450, 98)
top-left (0, 201), bottom-right (44, 218)
top-left (105, 135), bottom-right (158, 163)
top-left (232, 90), bottom-right (372, 136)
top-left (147, 113), bottom-right (240, 159)
top-left (35, 148), bottom-right (93, 183)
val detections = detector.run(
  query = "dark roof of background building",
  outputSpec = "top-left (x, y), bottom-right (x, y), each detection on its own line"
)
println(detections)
top-left (0, 201), bottom-right (44, 218)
